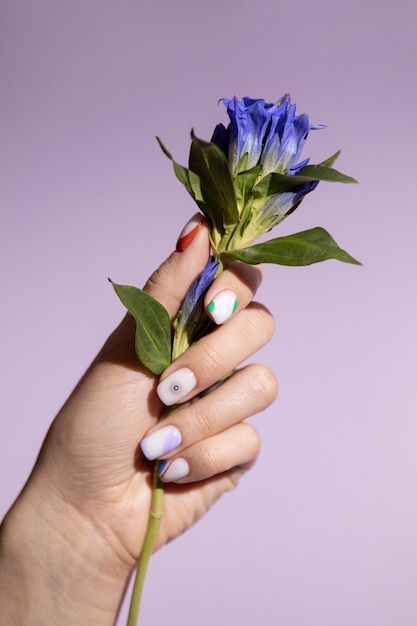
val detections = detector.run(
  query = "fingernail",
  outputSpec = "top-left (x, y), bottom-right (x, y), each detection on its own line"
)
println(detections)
top-left (207, 290), bottom-right (239, 325)
top-left (176, 213), bottom-right (206, 252)
top-left (140, 425), bottom-right (182, 461)
top-left (156, 367), bottom-right (197, 406)
top-left (158, 458), bottom-right (190, 482)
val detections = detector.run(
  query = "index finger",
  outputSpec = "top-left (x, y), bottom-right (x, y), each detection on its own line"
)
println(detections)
top-left (204, 261), bottom-right (263, 325)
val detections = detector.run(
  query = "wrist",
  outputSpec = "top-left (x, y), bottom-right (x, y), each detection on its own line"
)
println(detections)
top-left (0, 476), bottom-right (133, 626)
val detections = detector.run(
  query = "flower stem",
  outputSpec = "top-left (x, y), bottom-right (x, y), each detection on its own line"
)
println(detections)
top-left (126, 463), bottom-right (164, 626)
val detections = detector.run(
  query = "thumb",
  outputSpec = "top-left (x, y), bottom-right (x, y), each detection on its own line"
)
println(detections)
top-left (100, 214), bottom-right (210, 361)
top-left (143, 213), bottom-right (210, 319)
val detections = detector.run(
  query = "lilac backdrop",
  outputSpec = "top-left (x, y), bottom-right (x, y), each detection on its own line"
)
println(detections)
top-left (1, 1), bottom-right (417, 625)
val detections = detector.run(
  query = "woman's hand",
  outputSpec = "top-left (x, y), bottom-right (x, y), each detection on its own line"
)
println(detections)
top-left (0, 215), bottom-right (278, 625)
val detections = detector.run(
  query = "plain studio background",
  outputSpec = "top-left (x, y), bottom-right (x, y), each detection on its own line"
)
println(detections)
top-left (1, 1), bottom-right (416, 625)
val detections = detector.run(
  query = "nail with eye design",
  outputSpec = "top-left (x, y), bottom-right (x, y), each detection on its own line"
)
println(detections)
top-left (156, 367), bottom-right (197, 406)
top-left (207, 289), bottom-right (239, 325)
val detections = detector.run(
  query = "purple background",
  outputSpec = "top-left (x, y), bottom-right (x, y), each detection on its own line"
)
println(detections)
top-left (1, 1), bottom-right (417, 624)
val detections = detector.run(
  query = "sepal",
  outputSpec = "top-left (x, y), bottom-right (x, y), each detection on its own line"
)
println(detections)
top-left (252, 171), bottom-right (318, 198)
top-left (297, 163), bottom-right (358, 184)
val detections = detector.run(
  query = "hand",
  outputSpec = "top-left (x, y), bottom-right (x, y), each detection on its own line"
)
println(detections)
top-left (0, 215), bottom-right (277, 625)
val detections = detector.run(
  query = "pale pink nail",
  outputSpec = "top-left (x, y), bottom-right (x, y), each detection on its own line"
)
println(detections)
top-left (156, 367), bottom-right (197, 406)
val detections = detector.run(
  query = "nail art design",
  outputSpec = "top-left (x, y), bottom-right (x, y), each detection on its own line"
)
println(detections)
top-left (140, 425), bottom-right (182, 461)
top-left (156, 367), bottom-right (197, 406)
top-left (176, 213), bottom-right (206, 252)
top-left (158, 458), bottom-right (190, 482)
top-left (207, 290), bottom-right (239, 325)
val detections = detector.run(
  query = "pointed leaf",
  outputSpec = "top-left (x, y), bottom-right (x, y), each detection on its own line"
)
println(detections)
top-left (318, 150), bottom-right (341, 168)
top-left (110, 280), bottom-right (172, 374)
top-left (156, 136), bottom-right (213, 223)
top-left (222, 227), bottom-right (361, 266)
top-left (252, 171), bottom-right (317, 198)
top-left (156, 136), bottom-right (193, 195)
top-left (297, 164), bottom-right (358, 184)
top-left (189, 132), bottom-right (239, 231)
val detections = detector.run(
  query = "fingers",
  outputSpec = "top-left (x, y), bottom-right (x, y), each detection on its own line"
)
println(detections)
top-left (143, 213), bottom-right (210, 319)
top-left (137, 214), bottom-right (278, 485)
top-left (106, 213), bottom-right (262, 354)
top-left (205, 261), bottom-right (262, 325)
top-left (155, 302), bottom-right (274, 406)
top-left (145, 212), bottom-right (262, 324)
top-left (158, 423), bottom-right (261, 483)
top-left (142, 364), bottom-right (277, 483)
top-left (141, 364), bottom-right (278, 462)
top-left (141, 363), bottom-right (277, 483)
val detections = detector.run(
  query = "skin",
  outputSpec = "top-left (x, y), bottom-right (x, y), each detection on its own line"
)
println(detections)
top-left (0, 220), bottom-right (278, 626)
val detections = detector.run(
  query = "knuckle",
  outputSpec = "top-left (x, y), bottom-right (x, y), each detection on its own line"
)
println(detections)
top-left (143, 264), bottom-right (169, 294)
top-left (200, 441), bottom-right (220, 469)
top-left (240, 423), bottom-right (262, 459)
top-left (191, 404), bottom-right (218, 438)
top-left (247, 364), bottom-right (279, 404)
top-left (246, 303), bottom-right (275, 342)
top-left (200, 342), bottom-right (226, 374)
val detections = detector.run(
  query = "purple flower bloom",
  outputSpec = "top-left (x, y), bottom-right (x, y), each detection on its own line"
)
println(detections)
top-left (174, 256), bottom-right (220, 351)
top-left (210, 94), bottom-right (325, 239)
top-left (256, 179), bottom-right (320, 229)
top-left (212, 94), bottom-right (324, 178)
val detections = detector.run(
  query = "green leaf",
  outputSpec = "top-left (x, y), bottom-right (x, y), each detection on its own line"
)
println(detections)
top-left (297, 164), bottom-right (358, 184)
top-left (189, 132), bottom-right (239, 232)
top-left (253, 160), bottom-right (357, 200)
top-left (233, 165), bottom-right (262, 207)
top-left (156, 136), bottom-right (193, 195)
top-left (156, 136), bottom-right (213, 222)
top-left (110, 280), bottom-right (172, 374)
top-left (252, 171), bottom-right (316, 198)
top-left (222, 227), bottom-right (361, 266)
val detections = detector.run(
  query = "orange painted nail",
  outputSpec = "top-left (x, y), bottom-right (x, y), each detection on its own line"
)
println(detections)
top-left (176, 213), bottom-right (208, 252)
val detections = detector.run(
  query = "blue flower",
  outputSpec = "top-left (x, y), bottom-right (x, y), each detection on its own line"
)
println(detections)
top-left (209, 94), bottom-right (325, 245)
top-left (173, 256), bottom-right (220, 355)
top-left (212, 94), bottom-right (324, 178)
top-left (255, 179), bottom-right (320, 231)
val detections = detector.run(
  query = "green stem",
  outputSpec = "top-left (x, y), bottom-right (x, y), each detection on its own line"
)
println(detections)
top-left (126, 256), bottom-right (225, 624)
top-left (126, 463), bottom-right (164, 626)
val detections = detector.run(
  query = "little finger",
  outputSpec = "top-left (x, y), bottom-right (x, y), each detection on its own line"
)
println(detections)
top-left (157, 422), bottom-right (261, 483)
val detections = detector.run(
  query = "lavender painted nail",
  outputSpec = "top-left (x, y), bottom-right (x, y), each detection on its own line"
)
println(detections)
top-left (140, 425), bottom-right (182, 461)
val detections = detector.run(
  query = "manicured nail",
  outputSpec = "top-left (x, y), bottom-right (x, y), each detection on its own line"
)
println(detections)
top-left (207, 290), bottom-right (239, 325)
top-left (176, 213), bottom-right (206, 252)
top-left (156, 367), bottom-right (197, 406)
top-left (158, 458), bottom-right (190, 482)
top-left (140, 425), bottom-right (182, 461)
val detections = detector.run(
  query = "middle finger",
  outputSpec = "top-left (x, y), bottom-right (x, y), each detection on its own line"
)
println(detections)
top-left (156, 302), bottom-right (275, 407)
top-left (140, 363), bottom-right (278, 461)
